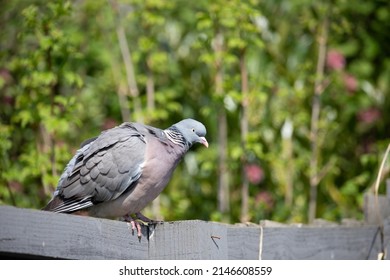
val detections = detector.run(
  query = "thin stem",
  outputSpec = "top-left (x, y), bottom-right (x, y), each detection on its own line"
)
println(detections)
top-left (308, 15), bottom-right (329, 223)
top-left (109, 0), bottom-right (143, 123)
top-left (214, 30), bottom-right (230, 217)
top-left (240, 49), bottom-right (249, 223)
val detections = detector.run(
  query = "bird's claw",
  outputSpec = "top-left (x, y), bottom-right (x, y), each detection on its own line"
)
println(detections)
top-left (130, 220), bottom-right (142, 239)
top-left (123, 214), bottom-right (143, 240)
top-left (135, 212), bottom-right (163, 225)
top-left (135, 212), bottom-right (154, 223)
top-left (123, 212), bottom-right (162, 241)
top-left (123, 212), bottom-right (163, 240)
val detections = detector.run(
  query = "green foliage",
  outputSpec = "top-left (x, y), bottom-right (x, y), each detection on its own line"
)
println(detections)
top-left (0, 0), bottom-right (389, 224)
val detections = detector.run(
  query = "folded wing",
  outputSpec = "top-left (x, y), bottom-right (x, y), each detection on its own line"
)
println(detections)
top-left (44, 123), bottom-right (146, 213)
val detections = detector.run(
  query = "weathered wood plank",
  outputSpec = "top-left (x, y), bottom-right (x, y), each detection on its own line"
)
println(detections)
top-left (148, 220), bottom-right (228, 259)
top-left (227, 225), bottom-right (261, 260)
top-left (364, 193), bottom-right (390, 225)
top-left (1, 205), bottom-right (389, 260)
top-left (0, 206), bottom-right (148, 259)
top-left (226, 222), bottom-right (386, 260)
top-left (261, 225), bottom-right (382, 260)
top-left (385, 222), bottom-right (390, 259)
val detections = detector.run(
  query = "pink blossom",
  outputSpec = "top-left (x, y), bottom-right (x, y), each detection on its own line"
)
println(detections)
top-left (357, 107), bottom-right (381, 124)
top-left (0, 68), bottom-right (12, 84)
top-left (255, 191), bottom-right (274, 209)
top-left (245, 164), bottom-right (264, 185)
top-left (326, 49), bottom-right (345, 71)
top-left (2, 95), bottom-right (14, 105)
top-left (343, 73), bottom-right (358, 93)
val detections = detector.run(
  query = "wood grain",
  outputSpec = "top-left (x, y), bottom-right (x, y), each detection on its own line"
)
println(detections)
top-left (148, 220), bottom-right (227, 259)
top-left (0, 205), bottom-right (389, 260)
top-left (0, 206), bottom-right (148, 259)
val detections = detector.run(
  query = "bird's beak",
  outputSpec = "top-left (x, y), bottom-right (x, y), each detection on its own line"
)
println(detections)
top-left (199, 137), bottom-right (209, 148)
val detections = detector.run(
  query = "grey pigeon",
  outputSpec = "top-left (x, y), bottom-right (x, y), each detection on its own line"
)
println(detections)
top-left (43, 119), bottom-right (208, 237)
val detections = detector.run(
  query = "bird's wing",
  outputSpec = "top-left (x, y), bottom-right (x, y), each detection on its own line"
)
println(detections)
top-left (48, 123), bottom-right (147, 213)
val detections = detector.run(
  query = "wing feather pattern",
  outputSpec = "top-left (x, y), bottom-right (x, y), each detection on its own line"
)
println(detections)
top-left (44, 123), bottom-right (147, 213)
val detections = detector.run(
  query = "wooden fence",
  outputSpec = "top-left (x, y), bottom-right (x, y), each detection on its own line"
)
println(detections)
top-left (0, 190), bottom-right (389, 260)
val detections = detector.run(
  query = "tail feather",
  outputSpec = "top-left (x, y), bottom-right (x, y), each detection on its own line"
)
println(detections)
top-left (42, 196), bottom-right (64, 211)
top-left (42, 195), bottom-right (94, 214)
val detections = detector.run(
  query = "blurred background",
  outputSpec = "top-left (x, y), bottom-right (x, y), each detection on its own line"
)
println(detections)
top-left (1, 0), bottom-right (389, 224)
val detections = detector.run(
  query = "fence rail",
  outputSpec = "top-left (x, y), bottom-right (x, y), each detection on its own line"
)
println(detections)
top-left (0, 191), bottom-right (389, 259)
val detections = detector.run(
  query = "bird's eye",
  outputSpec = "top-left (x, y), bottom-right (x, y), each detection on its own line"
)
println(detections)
top-left (192, 128), bottom-right (195, 132)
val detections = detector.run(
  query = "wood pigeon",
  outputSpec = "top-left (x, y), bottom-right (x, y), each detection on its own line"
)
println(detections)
top-left (43, 119), bottom-right (208, 237)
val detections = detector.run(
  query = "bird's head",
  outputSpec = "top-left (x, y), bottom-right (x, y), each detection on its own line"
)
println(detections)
top-left (172, 119), bottom-right (208, 148)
